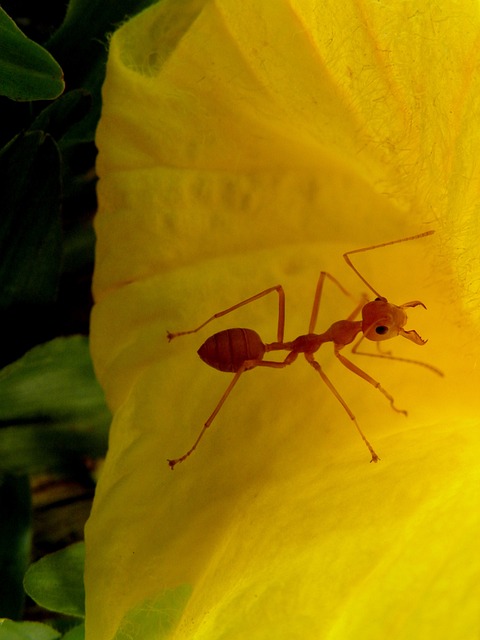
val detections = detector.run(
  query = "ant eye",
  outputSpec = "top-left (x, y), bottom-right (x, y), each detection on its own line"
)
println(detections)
top-left (375, 325), bottom-right (388, 335)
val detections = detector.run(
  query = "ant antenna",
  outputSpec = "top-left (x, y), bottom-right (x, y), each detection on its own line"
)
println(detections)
top-left (343, 230), bottom-right (435, 297)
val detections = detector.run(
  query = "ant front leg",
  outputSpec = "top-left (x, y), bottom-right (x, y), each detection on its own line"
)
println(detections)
top-left (351, 334), bottom-right (444, 377)
top-left (308, 272), bottom-right (365, 334)
top-left (167, 285), bottom-right (286, 342)
top-left (334, 344), bottom-right (407, 415)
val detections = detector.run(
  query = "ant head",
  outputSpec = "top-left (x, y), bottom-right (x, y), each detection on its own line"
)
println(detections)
top-left (362, 297), bottom-right (427, 345)
top-left (361, 297), bottom-right (406, 341)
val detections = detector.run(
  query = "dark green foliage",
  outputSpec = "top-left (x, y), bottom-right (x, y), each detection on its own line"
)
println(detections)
top-left (0, 1), bottom-right (157, 633)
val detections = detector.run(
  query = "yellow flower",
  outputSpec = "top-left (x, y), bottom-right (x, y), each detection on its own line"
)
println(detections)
top-left (86, 2), bottom-right (480, 638)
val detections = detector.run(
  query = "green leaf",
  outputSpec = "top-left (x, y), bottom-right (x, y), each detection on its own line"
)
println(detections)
top-left (60, 624), bottom-right (84, 640)
top-left (114, 585), bottom-right (193, 639)
top-left (0, 131), bottom-right (62, 310)
top-left (0, 619), bottom-right (61, 639)
top-left (0, 337), bottom-right (110, 475)
top-left (0, 8), bottom-right (64, 101)
top-left (0, 130), bottom-right (63, 364)
top-left (23, 543), bottom-right (85, 619)
top-left (62, 222), bottom-right (96, 276)
top-left (0, 337), bottom-right (107, 422)
top-left (28, 90), bottom-right (92, 142)
top-left (0, 475), bottom-right (31, 619)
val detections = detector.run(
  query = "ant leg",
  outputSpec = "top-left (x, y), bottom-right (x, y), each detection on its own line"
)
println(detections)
top-left (351, 335), bottom-right (444, 377)
top-left (168, 367), bottom-right (246, 469)
top-left (167, 285), bottom-right (286, 342)
top-left (253, 351), bottom-right (299, 368)
top-left (334, 345), bottom-right (407, 415)
top-left (308, 271), bottom-right (364, 333)
top-left (304, 353), bottom-right (379, 463)
top-left (343, 230), bottom-right (435, 298)
top-left (167, 352), bottom-right (299, 469)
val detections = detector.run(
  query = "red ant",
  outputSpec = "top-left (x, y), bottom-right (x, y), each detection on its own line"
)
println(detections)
top-left (167, 231), bottom-right (442, 468)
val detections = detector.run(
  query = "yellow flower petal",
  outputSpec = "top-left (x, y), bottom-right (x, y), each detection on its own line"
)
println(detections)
top-left (87, 2), bottom-right (480, 639)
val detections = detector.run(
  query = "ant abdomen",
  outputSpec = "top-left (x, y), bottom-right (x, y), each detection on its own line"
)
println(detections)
top-left (198, 328), bottom-right (266, 373)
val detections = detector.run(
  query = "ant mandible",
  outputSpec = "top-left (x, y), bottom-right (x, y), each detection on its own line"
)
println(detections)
top-left (167, 230), bottom-right (442, 468)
